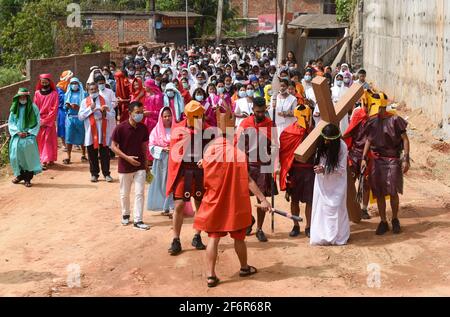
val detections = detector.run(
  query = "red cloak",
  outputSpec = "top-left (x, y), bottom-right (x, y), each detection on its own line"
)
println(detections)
top-left (194, 136), bottom-right (252, 232)
top-left (343, 108), bottom-right (368, 149)
top-left (238, 115), bottom-right (273, 141)
top-left (279, 123), bottom-right (308, 191)
top-left (166, 119), bottom-right (212, 197)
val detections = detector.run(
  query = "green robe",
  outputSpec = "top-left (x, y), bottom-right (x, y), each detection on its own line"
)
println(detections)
top-left (8, 104), bottom-right (42, 176)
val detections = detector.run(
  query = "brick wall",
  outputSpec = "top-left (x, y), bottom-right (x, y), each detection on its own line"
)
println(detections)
top-left (0, 80), bottom-right (31, 121)
top-left (0, 52), bottom-right (111, 119)
top-left (231, 0), bottom-right (323, 33)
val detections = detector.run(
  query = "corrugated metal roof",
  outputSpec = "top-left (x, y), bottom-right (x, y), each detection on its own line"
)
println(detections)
top-left (288, 14), bottom-right (348, 30)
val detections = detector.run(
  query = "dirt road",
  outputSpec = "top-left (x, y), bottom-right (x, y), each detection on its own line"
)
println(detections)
top-left (0, 108), bottom-right (449, 297)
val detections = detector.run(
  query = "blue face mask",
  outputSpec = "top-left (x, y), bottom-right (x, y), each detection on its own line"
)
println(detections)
top-left (195, 95), bottom-right (204, 102)
top-left (133, 113), bottom-right (144, 123)
top-left (217, 87), bottom-right (225, 94)
top-left (238, 91), bottom-right (247, 98)
top-left (304, 75), bottom-right (312, 82)
top-left (246, 89), bottom-right (254, 97)
top-left (166, 91), bottom-right (175, 98)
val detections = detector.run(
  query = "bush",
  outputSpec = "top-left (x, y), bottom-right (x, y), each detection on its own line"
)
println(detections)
top-left (0, 130), bottom-right (10, 168)
top-left (0, 67), bottom-right (25, 87)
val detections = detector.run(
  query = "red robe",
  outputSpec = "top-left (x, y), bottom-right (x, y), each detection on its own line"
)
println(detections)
top-left (343, 108), bottom-right (368, 149)
top-left (166, 119), bottom-right (212, 197)
top-left (194, 136), bottom-right (252, 232)
top-left (279, 123), bottom-right (307, 191)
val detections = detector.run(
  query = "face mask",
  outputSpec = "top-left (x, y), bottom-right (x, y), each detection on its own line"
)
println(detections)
top-left (211, 80), bottom-right (217, 85)
top-left (198, 80), bottom-right (205, 85)
top-left (98, 84), bottom-right (106, 91)
top-left (225, 84), bottom-right (232, 89)
top-left (166, 91), bottom-right (175, 98)
top-left (155, 80), bottom-right (161, 87)
top-left (344, 78), bottom-right (351, 84)
top-left (90, 92), bottom-right (99, 99)
top-left (145, 76), bottom-right (151, 81)
top-left (217, 87), bottom-right (225, 94)
top-left (268, 90), bottom-right (273, 96)
top-left (132, 113), bottom-right (144, 123)
top-left (238, 91), bottom-right (247, 98)
top-left (168, 75), bottom-right (173, 81)
top-left (41, 83), bottom-right (50, 90)
top-left (102, 72), bottom-right (109, 78)
top-left (195, 95), bottom-right (204, 102)
top-left (153, 71), bottom-right (160, 76)
top-left (209, 93), bottom-right (216, 98)
top-left (304, 75), bottom-right (312, 82)
top-left (19, 99), bottom-right (27, 105)
top-left (336, 80), bottom-right (343, 87)
top-left (182, 82), bottom-right (189, 89)
top-left (246, 90), bottom-right (254, 97)
top-left (279, 88), bottom-right (287, 94)
top-left (71, 84), bottom-right (79, 91)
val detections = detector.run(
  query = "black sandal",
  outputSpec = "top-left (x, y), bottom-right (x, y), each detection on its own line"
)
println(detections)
top-left (12, 177), bottom-right (22, 184)
top-left (24, 181), bottom-right (32, 188)
top-left (81, 156), bottom-right (88, 162)
top-left (63, 158), bottom-right (71, 165)
top-left (207, 276), bottom-right (220, 288)
top-left (239, 265), bottom-right (258, 277)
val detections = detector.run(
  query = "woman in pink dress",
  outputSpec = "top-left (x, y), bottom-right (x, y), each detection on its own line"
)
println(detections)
top-left (143, 79), bottom-right (163, 134)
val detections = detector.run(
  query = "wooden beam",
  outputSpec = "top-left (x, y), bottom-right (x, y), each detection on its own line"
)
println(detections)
top-left (317, 36), bottom-right (349, 61)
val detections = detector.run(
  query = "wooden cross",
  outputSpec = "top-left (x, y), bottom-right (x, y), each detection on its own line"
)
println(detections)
top-left (294, 76), bottom-right (364, 223)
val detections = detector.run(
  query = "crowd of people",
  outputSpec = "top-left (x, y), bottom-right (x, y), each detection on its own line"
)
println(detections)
top-left (7, 43), bottom-right (410, 287)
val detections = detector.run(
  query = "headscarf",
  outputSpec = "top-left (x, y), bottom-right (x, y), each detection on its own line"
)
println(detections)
top-left (10, 88), bottom-right (37, 129)
top-left (149, 106), bottom-right (172, 148)
top-left (87, 67), bottom-right (101, 86)
top-left (64, 77), bottom-right (86, 105)
top-left (35, 74), bottom-right (56, 91)
top-left (56, 70), bottom-right (74, 92)
top-left (131, 77), bottom-right (145, 100)
top-left (164, 82), bottom-right (184, 122)
top-left (144, 78), bottom-right (162, 95)
top-left (264, 84), bottom-right (273, 106)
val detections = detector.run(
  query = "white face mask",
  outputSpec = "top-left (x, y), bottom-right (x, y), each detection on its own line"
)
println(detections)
top-left (19, 99), bottom-right (27, 105)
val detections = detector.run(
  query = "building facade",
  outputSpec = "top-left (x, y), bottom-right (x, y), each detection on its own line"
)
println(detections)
top-left (230, 0), bottom-right (336, 34)
top-left (79, 11), bottom-right (201, 48)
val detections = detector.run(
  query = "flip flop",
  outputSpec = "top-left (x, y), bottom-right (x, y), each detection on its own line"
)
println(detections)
top-left (239, 265), bottom-right (258, 277)
top-left (12, 177), bottom-right (22, 184)
top-left (207, 276), bottom-right (220, 288)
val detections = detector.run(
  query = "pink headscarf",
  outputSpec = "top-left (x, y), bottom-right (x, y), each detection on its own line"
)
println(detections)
top-left (149, 106), bottom-right (172, 148)
top-left (145, 78), bottom-right (162, 95)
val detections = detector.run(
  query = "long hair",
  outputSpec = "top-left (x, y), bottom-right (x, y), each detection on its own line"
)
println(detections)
top-left (315, 124), bottom-right (341, 174)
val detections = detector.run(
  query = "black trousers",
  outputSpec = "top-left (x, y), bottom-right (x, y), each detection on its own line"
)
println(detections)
top-left (18, 170), bottom-right (34, 182)
top-left (87, 144), bottom-right (110, 177)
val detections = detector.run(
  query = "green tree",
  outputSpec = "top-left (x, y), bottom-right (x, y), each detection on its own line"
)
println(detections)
top-left (335, 0), bottom-right (356, 23)
top-left (0, 0), bottom-right (70, 67)
top-left (0, 0), bottom-right (27, 32)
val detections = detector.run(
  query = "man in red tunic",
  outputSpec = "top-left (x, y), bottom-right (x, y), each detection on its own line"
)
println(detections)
top-left (279, 104), bottom-right (314, 238)
top-left (166, 101), bottom-right (214, 255)
top-left (194, 106), bottom-right (271, 287)
top-left (361, 92), bottom-right (410, 235)
top-left (343, 93), bottom-right (371, 220)
top-left (237, 97), bottom-right (278, 242)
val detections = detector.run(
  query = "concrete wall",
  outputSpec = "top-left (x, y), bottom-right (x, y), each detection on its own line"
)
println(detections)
top-left (362, 0), bottom-right (450, 137)
top-left (0, 52), bottom-right (111, 119)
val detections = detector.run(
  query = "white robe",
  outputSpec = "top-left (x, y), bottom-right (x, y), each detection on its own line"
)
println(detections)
top-left (268, 93), bottom-right (297, 140)
top-left (331, 85), bottom-right (350, 134)
top-left (310, 140), bottom-right (350, 246)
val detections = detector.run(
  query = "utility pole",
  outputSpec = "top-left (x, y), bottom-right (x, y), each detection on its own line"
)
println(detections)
top-left (276, 0), bottom-right (287, 64)
top-left (185, 0), bottom-right (189, 48)
top-left (215, 0), bottom-right (224, 47)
